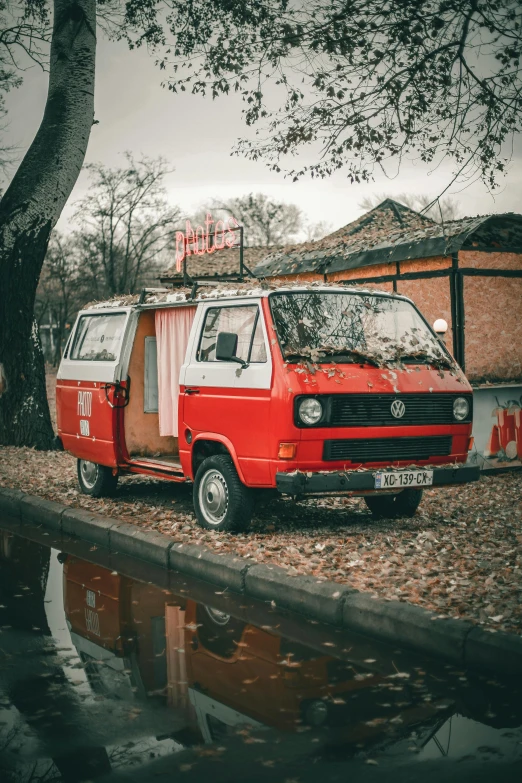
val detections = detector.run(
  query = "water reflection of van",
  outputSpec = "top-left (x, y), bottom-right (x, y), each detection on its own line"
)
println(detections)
top-left (63, 557), bottom-right (168, 700)
top-left (182, 602), bottom-right (456, 748)
top-left (62, 556), bottom-right (443, 746)
top-left (184, 601), bottom-right (385, 734)
top-left (57, 285), bottom-right (479, 531)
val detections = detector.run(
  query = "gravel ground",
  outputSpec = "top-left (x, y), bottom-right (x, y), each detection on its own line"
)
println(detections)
top-left (1, 445), bottom-right (521, 635)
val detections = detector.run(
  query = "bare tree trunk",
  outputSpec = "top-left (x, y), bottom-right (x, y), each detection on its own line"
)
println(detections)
top-left (0, 0), bottom-right (96, 448)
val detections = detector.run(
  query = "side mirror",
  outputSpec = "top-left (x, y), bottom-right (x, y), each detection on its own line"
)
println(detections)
top-left (216, 332), bottom-right (248, 368)
top-left (433, 318), bottom-right (448, 336)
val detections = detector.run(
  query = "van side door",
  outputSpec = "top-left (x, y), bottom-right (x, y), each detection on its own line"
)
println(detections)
top-left (181, 301), bottom-right (273, 484)
top-left (57, 308), bottom-right (135, 467)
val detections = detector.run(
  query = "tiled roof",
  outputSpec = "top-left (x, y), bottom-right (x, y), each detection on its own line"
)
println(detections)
top-left (160, 246), bottom-right (270, 281)
top-left (253, 201), bottom-right (522, 278)
top-left (158, 200), bottom-right (522, 283)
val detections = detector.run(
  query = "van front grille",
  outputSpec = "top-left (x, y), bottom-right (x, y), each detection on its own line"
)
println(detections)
top-left (323, 436), bottom-right (452, 463)
top-left (294, 394), bottom-right (473, 427)
top-left (329, 394), bottom-right (460, 426)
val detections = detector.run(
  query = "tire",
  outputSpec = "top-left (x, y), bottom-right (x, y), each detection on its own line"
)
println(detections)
top-left (193, 455), bottom-right (253, 532)
top-left (364, 488), bottom-right (423, 519)
top-left (77, 459), bottom-right (118, 497)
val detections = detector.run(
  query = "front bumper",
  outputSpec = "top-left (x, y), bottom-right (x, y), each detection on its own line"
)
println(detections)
top-left (276, 465), bottom-right (480, 495)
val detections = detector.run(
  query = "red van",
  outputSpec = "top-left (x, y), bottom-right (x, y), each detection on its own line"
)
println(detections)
top-left (56, 284), bottom-right (478, 531)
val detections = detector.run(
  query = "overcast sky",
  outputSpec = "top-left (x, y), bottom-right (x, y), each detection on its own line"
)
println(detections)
top-left (3, 33), bottom-right (522, 238)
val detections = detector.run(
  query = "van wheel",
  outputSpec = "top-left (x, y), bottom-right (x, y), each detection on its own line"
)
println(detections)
top-left (364, 488), bottom-right (423, 519)
top-left (195, 603), bottom-right (247, 658)
top-left (193, 455), bottom-right (252, 532)
top-left (77, 459), bottom-right (118, 497)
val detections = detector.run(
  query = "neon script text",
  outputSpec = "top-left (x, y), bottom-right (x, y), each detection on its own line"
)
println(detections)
top-left (175, 213), bottom-right (239, 271)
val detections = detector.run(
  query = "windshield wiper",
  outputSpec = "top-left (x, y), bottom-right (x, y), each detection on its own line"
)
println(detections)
top-left (284, 348), bottom-right (384, 367)
top-left (397, 352), bottom-right (453, 368)
top-left (319, 350), bottom-right (381, 367)
top-left (395, 353), bottom-right (432, 364)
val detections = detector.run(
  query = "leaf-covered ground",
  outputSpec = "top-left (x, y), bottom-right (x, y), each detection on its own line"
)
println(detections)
top-left (1, 444), bottom-right (521, 635)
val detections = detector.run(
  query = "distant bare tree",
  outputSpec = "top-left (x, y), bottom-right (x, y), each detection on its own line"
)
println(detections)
top-left (206, 192), bottom-right (303, 247)
top-left (358, 193), bottom-right (461, 223)
top-left (74, 154), bottom-right (182, 296)
top-left (35, 234), bottom-right (82, 365)
top-left (34, 156), bottom-right (184, 366)
top-left (303, 220), bottom-right (333, 242)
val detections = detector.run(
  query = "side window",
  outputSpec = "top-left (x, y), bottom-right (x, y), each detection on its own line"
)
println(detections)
top-left (198, 306), bottom-right (267, 363)
top-left (144, 337), bottom-right (158, 413)
top-left (70, 313), bottom-right (127, 362)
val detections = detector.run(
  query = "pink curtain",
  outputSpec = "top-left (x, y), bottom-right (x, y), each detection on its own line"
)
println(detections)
top-left (155, 306), bottom-right (197, 437)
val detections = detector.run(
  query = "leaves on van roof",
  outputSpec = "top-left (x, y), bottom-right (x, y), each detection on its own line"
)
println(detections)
top-left (84, 280), bottom-right (401, 311)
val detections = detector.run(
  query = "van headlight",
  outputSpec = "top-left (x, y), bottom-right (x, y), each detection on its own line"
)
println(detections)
top-left (298, 397), bottom-right (323, 425)
top-left (453, 397), bottom-right (470, 421)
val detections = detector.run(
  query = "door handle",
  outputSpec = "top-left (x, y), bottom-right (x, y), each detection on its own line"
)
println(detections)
top-left (185, 387), bottom-right (200, 395)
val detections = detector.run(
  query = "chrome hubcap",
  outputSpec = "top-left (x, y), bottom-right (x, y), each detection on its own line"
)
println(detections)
top-left (199, 469), bottom-right (228, 525)
top-left (204, 606), bottom-right (231, 626)
top-left (80, 460), bottom-right (98, 489)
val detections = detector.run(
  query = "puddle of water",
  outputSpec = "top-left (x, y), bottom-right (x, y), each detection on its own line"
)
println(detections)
top-left (1, 522), bottom-right (521, 782)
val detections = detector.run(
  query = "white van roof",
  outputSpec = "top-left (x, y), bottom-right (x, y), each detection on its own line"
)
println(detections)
top-left (83, 281), bottom-right (412, 313)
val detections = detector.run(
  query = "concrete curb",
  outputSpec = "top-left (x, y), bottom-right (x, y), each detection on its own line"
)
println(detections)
top-left (62, 507), bottom-right (116, 545)
top-left (464, 626), bottom-right (522, 674)
top-left (21, 495), bottom-right (65, 531)
top-left (110, 521), bottom-right (173, 568)
top-left (0, 488), bottom-right (26, 521)
top-left (341, 592), bottom-right (473, 665)
top-left (244, 563), bottom-right (355, 625)
top-left (1, 486), bottom-right (521, 676)
top-left (169, 542), bottom-right (249, 594)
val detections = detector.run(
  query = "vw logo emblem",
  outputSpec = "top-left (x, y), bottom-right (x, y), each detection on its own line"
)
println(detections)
top-left (391, 399), bottom-right (406, 419)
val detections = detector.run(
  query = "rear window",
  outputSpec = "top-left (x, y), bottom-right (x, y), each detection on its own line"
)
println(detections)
top-left (70, 313), bottom-right (127, 362)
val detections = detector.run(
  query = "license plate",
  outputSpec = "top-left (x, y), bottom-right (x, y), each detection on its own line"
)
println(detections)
top-left (374, 470), bottom-right (433, 489)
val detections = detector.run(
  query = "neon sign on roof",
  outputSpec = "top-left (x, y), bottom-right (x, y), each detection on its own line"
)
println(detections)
top-left (175, 213), bottom-right (240, 271)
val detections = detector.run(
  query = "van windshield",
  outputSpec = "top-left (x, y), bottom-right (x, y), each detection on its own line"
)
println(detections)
top-left (269, 291), bottom-right (451, 366)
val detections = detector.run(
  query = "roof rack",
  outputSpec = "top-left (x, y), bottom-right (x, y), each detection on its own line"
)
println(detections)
top-left (138, 272), bottom-right (260, 306)
top-left (162, 257), bottom-right (255, 296)
top-left (138, 287), bottom-right (171, 304)
top-left (186, 271), bottom-right (256, 300)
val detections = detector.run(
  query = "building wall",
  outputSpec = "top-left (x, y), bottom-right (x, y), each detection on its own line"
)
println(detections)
top-left (396, 257), bottom-right (453, 355)
top-left (396, 275), bottom-right (453, 353)
top-left (459, 250), bottom-right (522, 270)
top-left (400, 257), bottom-right (451, 273)
top-left (459, 251), bottom-right (522, 382)
top-left (327, 262), bottom-right (393, 287)
top-left (275, 272), bottom-right (323, 284)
